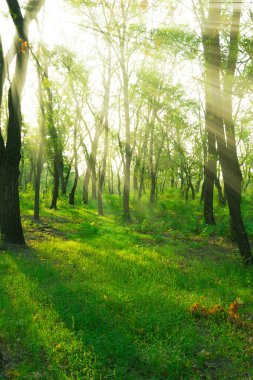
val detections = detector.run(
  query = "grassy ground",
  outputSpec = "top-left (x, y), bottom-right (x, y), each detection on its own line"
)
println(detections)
top-left (0, 191), bottom-right (252, 379)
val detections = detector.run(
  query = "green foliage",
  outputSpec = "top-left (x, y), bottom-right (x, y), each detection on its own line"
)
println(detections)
top-left (150, 27), bottom-right (200, 59)
top-left (77, 221), bottom-right (100, 238)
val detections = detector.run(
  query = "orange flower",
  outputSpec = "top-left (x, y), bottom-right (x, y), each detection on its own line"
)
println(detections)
top-left (229, 301), bottom-right (239, 319)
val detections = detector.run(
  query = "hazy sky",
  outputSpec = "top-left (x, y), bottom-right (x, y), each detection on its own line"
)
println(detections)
top-left (0, 0), bottom-right (202, 132)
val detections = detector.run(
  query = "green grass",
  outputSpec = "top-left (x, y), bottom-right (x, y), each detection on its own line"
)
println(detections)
top-left (0, 192), bottom-right (252, 379)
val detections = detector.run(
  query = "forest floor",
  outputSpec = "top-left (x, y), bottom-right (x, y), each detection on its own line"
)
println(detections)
top-left (0, 194), bottom-right (253, 379)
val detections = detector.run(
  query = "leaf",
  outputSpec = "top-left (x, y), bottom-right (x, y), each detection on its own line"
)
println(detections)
top-left (236, 297), bottom-right (244, 305)
top-left (140, 0), bottom-right (148, 10)
top-left (5, 369), bottom-right (20, 378)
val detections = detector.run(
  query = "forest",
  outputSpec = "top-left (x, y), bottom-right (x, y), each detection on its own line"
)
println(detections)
top-left (0, 0), bottom-right (253, 378)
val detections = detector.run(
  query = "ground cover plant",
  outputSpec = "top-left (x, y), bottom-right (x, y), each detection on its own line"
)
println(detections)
top-left (0, 193), bottom-right (252, 379)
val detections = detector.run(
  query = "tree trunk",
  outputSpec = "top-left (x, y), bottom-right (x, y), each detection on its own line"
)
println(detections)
top-left (19, 149), bottom-right (24, 189)
top-left (98, 63), bottom-right (110, 215)
top-left (206, 0), bottom-right (252, 264)
top-left (120, 32), bottom-right (131, 221)
top-left (138, 164), bottom-right (145, 201)
top-left (92, 166), bottom-right (97, 199)
top-left (69, 169), bottom-right (79, 205)
top-left (69, 141), bottom-right (79, 206)
top-left (214, 175), bottom-right (226, 207)
top-left (0, 0), bottom-right (38, 244)
top-left (202, 4), bottom-right (219, 225)
top-left (117, 171), bottom-right (121, 196)
top-left (190, 180), bottom-right (195, 200)
top-left (0, 152), bottom-right (25, 244)
top-left (83, 168), bottom-right (91, 204)
top-left (202, 98), bottom-right (216, 223)
top-left (98, 167), bottom-right (104, 215)
top-left (150, 171), bottom-right (156, 204)
top-left (50, 161), bottom-right (60, 209)
top-left (34, 57), bottom-right (45, 220)
top-left (61, 161), bottom-right (72, 195)
top-left (133, 161), bottom-right (138, 192)
top-left (161, 175), bottom-right (167, 194)
top-left (83, 123), bottom-right (101, 204)
top-left (34, 151), bottom-right (43, 219)
top-left (43, 62), bottom-right (63, 210)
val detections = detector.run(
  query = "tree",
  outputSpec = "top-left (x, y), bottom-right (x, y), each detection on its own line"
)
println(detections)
top-left (202, 0), bottom-right (253, 264)
top-left (98, 43), bottom-right (112, 216)
top-left (0, 0), bottom-right (44, 244)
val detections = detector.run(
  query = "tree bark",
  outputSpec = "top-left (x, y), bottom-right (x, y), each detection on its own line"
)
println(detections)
top-left (61, 160), bottom-right (72, 195)
top-left (206, 0), bottom-right (253, 264)
top-left (98, 54), bottom-right (111, 215)
top-left (83, 123), bottom-right (101, 204)
top-left (92, 166), bottom-right (97, 199)
top-left (202, 21), bottom-right (217, 224)
top-left (0, 0), bottom-right (44, 244)
top-left (42, 63), bottom-right (63, 210)
top-left (34, 57), bottom-right (46, 220)
top-left (120, 31), bottom-right (131, 221)
top-left (69, 124), bottom-right (79, 205)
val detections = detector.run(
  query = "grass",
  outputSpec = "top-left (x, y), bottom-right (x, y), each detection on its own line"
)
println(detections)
top-left (0, 191), bottom-right (252, 379)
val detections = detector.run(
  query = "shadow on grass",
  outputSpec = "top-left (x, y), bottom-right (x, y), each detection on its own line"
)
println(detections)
top-left (8, 243), bottom-right (201, 379)
top-left (3, 206), bottom-right (253, 379)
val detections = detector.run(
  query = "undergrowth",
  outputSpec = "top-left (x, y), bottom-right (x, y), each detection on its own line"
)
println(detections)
top-left (0, 190), bottom-right (251, 379)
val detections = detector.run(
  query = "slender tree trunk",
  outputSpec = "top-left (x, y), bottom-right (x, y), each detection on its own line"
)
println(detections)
top-left (110, 165), bottom-right (114, 194)
top-left (83, 168), bottom-right (91, 204)
top-left (83, 123), bottom-right (101, 204)
top-left (148, 111), bottom-right (157, 205)
top-left (202, 6), bottom-right (218, 225)
top-left (138, 164), bottom-right (145, 201)
top-left (69, 167), bottom-right (79, 205)
top-left (98, 59), bottom-right (110, 217)
top-left (120, 32), bottom-right (131, 221)
top-left (34, 151), bottom-right (43, 219)
top-left (43, 62), bottom-right (63, 210)
top-left (92, 167), bottom-right (97, 199)
top-left (45, 166), bottom-right (48, 196)
top-left (133, 161), bottom-right (138, 192)
top-left (202, 108), bottom-right (216, 223)
top-left (61, 160), bottom-right (72, 195)
top-left (214, 175), bottom-right (225, 207)
top-left (98, 131), bottom-right (108, 216)
top-left (69, 125), bottom-right (79, 205)
top-left (34, 57), bottom-right (45, 220)
top-left (138, 121), bottom-right (150, 201)
top-left (150, 171), bottom-right (156, 204)
top-left (98, 167), bottom-right (104, 215)
top-left (50, 161), bottom-right (60, 209)
top-left (97, 127), bottom-right (108, 212)
top-left (27, 154), bottom-right (35, 187)
top-left (117, 171), bottom-right (121, 196)
top-left (161, 175), bottom-right (167, 194)
top-left (185, 186), bottom-right (189, 202)
top-left (190, 180), bottom-right (195, 200)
